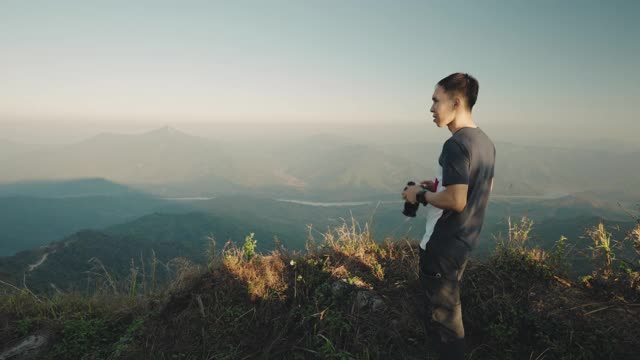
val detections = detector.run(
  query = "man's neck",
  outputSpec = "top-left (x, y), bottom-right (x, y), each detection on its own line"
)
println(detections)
top-left (447, 112), bottom-right (477, 134)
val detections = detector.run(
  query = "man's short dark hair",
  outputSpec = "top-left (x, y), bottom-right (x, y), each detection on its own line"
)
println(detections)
top-left (437, 73), bottom-right (479, 111)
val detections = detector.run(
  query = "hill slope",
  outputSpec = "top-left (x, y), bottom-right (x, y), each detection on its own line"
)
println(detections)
top-left (0, 182), bottom-right (190, 256)
top-left (2, 193), bottom-right (637, 292)
top-left (1, 223), bottom-right (638, 359)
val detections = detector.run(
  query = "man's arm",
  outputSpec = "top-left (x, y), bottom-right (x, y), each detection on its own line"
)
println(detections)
top-left (423, 184), bottom-right (468, 213)
top-left (420, 178), bottom-right (491, 212)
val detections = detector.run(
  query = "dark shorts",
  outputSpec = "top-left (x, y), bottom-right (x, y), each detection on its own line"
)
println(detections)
top-left (418, 245), bottom-right (469, 341)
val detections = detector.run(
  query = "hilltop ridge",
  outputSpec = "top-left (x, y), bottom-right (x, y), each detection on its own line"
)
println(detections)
top-left (1, 219), bottom-right (639, 359)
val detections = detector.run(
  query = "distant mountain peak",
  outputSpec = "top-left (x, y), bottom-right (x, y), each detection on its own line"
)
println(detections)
top-left (87, 126), bottom-right (195, 143)
top-left (144, 125), bottom-right (188, 137)
top-left (160, 125), bottom-right (179, 133)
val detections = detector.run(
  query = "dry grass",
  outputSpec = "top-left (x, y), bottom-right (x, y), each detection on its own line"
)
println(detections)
top-left (1, 217), bottom-right (639, 359)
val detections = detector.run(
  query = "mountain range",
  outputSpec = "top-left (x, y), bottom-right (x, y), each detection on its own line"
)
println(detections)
top-left (2, 126), bottom-right (638, 200)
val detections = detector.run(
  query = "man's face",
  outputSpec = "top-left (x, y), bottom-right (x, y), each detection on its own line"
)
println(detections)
top-left (430, 85), bottom-right (456, 128)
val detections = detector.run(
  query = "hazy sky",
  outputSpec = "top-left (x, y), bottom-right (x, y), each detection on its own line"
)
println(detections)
top-left (1, 0), bottom-right (639, 144)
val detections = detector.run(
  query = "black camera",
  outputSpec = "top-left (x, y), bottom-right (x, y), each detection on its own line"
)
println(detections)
top-left (402, 181), bottom-right (427, 217)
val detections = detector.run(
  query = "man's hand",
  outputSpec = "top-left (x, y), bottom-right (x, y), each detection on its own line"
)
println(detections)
top-left (402, 185), bottom-right (422, 204)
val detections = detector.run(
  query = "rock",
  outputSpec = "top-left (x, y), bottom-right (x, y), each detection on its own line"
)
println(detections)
top-left (371, 297), bottom-right (386, 312)
top-left (355, 291), bottom-right (386, 312)
top-left (356, 291), bottom-right (371, 309)
top-left (0, 331), bottom-right (53, 360)
top-left (331, 280), bottom-right (349, 296)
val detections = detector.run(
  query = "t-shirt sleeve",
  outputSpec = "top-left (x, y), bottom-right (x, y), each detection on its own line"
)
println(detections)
top-left (492, 145), bottom-right (496, 178)
top-left (441, 139), bottom-right (470, 186)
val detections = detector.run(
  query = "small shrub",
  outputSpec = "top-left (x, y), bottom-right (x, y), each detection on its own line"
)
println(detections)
top-left (16, 318), bottom-right (33, 337)
top-left (48, 318), bottom-right (110, 360)
top-left (243, 233), bottom-right (258, 260)
top-left (587, 222), bottom-right (615, 276)
top-left (547, 235), bottom-right (570, 275)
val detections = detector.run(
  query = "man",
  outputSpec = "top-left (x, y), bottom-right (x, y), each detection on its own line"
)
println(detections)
top-left (402, 73), bottom-right (495, 360)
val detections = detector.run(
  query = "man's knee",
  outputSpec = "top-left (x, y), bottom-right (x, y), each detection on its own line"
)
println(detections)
top-left (431, 303), bottom-right (465, 340)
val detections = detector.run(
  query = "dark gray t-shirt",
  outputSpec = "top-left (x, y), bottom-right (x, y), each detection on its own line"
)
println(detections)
top-left (427, 127), bottom-right (495, 255)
